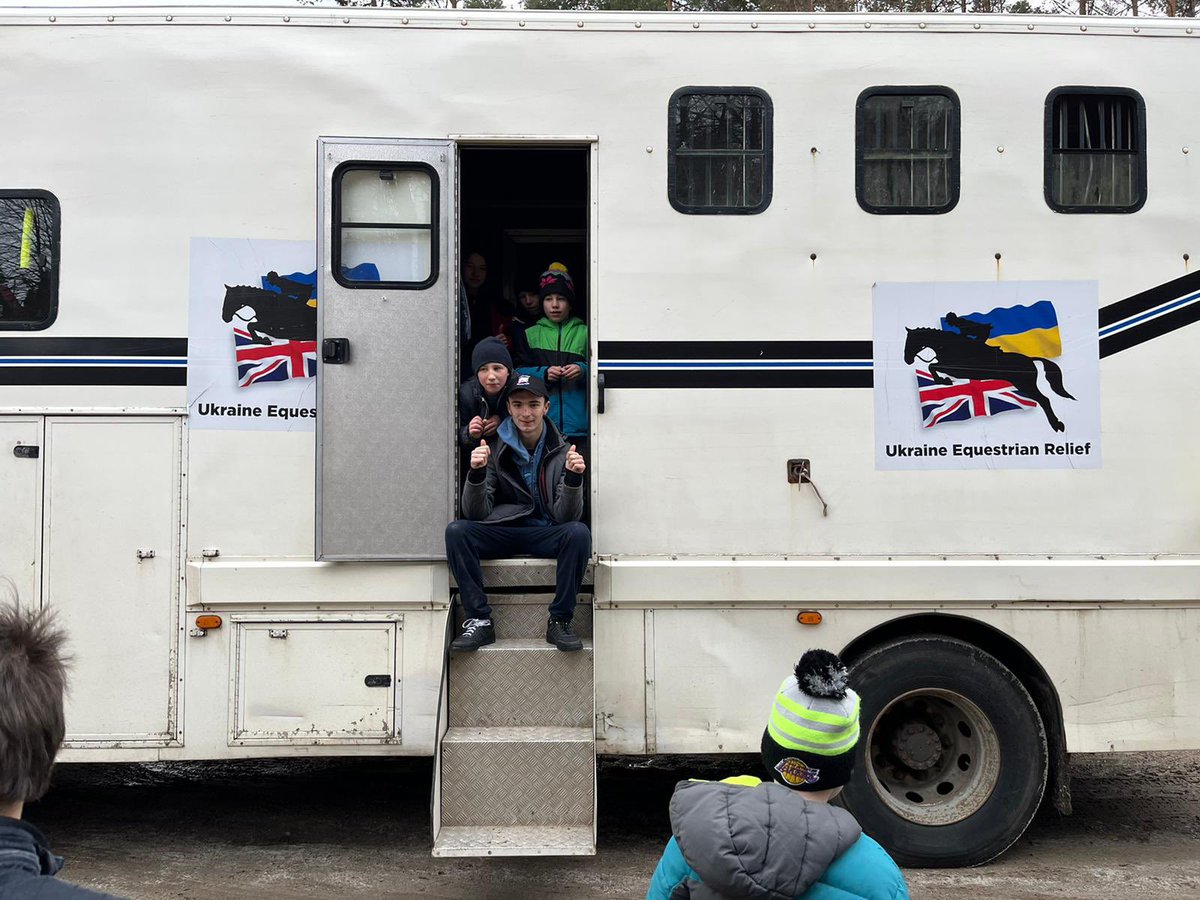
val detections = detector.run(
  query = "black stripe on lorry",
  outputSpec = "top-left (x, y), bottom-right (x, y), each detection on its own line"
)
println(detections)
top-left (0, 367), bottom-right (186, 386)
top-left (0, 337), bottom-right (187, 357)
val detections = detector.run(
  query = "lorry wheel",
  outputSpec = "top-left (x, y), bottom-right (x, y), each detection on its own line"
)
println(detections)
top-left (840, 635), bottom-right (1048, 868)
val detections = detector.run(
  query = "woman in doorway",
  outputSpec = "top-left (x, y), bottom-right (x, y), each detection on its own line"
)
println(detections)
top-left (459, 251), bottom-right (514, 377)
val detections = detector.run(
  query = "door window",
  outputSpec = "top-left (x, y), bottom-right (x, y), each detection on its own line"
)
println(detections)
top-left (333, 164), bottom-right (438, 288)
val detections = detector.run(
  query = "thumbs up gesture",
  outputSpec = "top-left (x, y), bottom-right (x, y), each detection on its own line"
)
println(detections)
top-left (565, 443), bottom-right (585, 474)
top-left (470, 439), bottom-right (491, 470)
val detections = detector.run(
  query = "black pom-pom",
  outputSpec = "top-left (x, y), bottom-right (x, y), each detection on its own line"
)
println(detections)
top-left (795, 649), bottom-right (849, 700)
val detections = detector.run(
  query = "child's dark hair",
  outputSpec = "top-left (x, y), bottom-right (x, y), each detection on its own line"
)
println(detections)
top-left (0, 598), bottom-right (69, 805)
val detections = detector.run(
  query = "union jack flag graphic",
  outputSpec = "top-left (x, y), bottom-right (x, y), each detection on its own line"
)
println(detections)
top-left (916, 370), bottom-right (1038, 428)
top-left (234, 328), bottom-right (317, 388)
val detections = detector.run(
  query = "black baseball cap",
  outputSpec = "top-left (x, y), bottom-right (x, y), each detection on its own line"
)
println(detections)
top-left (506, 373), bottom-right (549, 399)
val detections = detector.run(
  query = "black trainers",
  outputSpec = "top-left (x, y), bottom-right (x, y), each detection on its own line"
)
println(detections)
top-left (451, 618), bottom-right (495, 652)
top-left (546, 617), bottom-right (583, 652)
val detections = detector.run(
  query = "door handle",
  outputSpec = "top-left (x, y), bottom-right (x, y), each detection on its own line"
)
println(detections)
top-left (13, 444), bottom-right (39, 459)
top-left (322, 337), bottom-right (350, 364)
top-left (597, 372), bottom-right (606, 415)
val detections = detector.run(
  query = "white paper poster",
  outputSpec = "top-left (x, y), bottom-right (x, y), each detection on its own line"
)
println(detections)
top-left (187, 238), bottom-right (317, 431)
top-left (873, 281), bottom-right (1101, 470)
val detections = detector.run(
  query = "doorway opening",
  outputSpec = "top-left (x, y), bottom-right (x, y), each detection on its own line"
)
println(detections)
top-left (456, 144), bottom-right (591, 519)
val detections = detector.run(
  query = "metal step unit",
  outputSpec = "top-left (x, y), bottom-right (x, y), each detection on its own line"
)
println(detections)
top-left (433, 589), bottom-right (596, 858)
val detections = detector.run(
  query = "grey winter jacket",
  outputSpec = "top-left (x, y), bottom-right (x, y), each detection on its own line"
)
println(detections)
top-left (647, 778), bottom-right (908, 900)
top-left (671, 780), bottom-right (860, 899)
top-left (461, 417), bottom-right (583, 525)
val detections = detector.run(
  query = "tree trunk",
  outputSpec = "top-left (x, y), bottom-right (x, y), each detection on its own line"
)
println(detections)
top-left (1166, 0), bottom-right (1177, 15)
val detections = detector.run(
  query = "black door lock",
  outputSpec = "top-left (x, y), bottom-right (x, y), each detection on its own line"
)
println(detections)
top-left (322, 338), bottom-right (350, 364)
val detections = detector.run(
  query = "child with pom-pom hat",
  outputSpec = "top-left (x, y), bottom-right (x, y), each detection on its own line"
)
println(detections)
top-left (645, 649), bottom-right (909, 900)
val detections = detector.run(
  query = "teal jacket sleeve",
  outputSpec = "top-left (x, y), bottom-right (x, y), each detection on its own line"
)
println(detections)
top-left (646, 836), bottom-right (695, 900)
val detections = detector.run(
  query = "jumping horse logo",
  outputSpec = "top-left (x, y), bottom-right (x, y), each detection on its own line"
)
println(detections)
top-left (903, 311), bottom-right (1076, 432)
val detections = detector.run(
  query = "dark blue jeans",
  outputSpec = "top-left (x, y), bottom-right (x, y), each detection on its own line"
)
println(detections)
top-left (445, 520), bottom-right (591, 621)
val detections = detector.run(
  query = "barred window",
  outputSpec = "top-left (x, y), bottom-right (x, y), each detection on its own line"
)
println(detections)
top-left (668, 88), bottom-right (773, 215)
top-left (856, 88), bottom-right (959, 215)
top-left (0, 191), bottom-right (60, 330)
top-left (1045, 89), bottom-right (1146, 214)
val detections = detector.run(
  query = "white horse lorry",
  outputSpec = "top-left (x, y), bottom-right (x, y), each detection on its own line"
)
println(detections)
top-left (2, 4), bottom-right (1198, 865)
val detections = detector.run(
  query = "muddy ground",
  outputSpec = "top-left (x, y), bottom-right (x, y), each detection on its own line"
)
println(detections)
top-left (24, 750), bottom-right (1200, 899)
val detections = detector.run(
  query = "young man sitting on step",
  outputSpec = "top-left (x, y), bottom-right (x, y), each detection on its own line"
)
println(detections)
top-left (445, 373), bottom-right (590, 652)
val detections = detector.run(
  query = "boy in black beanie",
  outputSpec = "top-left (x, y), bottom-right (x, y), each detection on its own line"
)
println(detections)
top-left (457, 336), bottom-right (512, 449)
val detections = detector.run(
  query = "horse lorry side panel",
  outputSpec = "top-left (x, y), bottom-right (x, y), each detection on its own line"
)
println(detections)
top-left (1, 7), bottom-right (1198, 866)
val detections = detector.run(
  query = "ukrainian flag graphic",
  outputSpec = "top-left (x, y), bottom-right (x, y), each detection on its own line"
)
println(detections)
top-left (941, 300), bottom-right (1062, 358)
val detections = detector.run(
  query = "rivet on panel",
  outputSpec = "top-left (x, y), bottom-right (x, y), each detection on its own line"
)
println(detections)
top-left (49, 15), bottom-right (56, 21)
top-left (995, 253), bottom-right (1002, 261)
top-left (808, 22), bottom-right (816, 28)
top-left (693, 21), bottom-right (700, 27)
top-left (634, 20), bottom-right (642, 27)
top-left (283, 15), bottom-right (291, 22)
top-left (751, 21), bottom-right (758, 28)
top-left (997, 145), bottom-right (1004, 153)
top-left (107, 15), bottom-right (114, 21)
top-left (973, 22), bottom-right (981, 29)
top-left (461, 18), bottom-right (468, 25)
top-left (919, 22), bottom-right (926, 28)
top-left (1080, 24), bottom-right (1087, 31)
top-left (864, 22), bottom-right (872, 28)
top-left (1188, 27), bottom-right (1194, 33)
top-left (402, 17), bottom-right (409, 24)
top-left (519, 19), bottom-right (526, 26)
top-left (165, 15), bottom-right (173, 21)
top-left (646, 146), bottom-right (653, 153)
top-left (1133, 25), bottom-right (1140, 32)
top-left (343, 17), bottom-right (350, 23)
top-left (578, 20), bottom-right (585, 27)
top-left (810, 253), bottom-right (817, 261)
top-left (1185, 253), bottom-right (1191, 261)
top-left (226, 15), bottom-right (233, 22)
top-left (1184, 147), bottom-right (1191, 154)
top-left (1027, 23), bottom-right (1034, 30)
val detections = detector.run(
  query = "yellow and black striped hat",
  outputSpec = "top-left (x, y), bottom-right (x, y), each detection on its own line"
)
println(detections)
top-left (760, 649), bottom-right (860, 792)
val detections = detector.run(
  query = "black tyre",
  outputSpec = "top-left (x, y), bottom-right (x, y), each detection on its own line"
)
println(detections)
top-left (840, 636), bottom-right (1047, 868)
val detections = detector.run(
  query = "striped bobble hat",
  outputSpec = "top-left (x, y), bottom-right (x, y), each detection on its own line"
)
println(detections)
top-left (760, 649), bottom-right (861, 792)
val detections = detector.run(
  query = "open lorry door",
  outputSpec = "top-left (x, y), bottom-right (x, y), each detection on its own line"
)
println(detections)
top-left (317, 138), bottom-right (455, 561)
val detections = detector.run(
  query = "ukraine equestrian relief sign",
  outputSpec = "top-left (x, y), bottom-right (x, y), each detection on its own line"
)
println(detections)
top-left (187, 238), bottom-right (318, 432)
top-left (873, 281), bottom-right (1101, 470)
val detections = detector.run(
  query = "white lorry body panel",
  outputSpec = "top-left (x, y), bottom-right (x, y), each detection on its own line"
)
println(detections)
top-left (0, 7), bottom-right (1196, 762)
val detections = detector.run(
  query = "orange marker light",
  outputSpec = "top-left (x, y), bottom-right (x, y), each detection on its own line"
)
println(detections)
top-left (796, 611), bottom-right (823, 626)
top-left (195, 614), bottom-right (223, 630)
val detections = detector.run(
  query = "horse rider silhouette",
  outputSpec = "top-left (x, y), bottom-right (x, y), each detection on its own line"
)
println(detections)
top-left (904, 316), bottom-right (1075, 433)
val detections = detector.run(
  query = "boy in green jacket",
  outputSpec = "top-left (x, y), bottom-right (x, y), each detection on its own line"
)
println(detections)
top-left (514, 263), bottom-right (588, 443)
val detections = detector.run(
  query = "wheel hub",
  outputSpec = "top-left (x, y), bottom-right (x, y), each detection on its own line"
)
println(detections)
top-left (890, 721), bottom-right (943, 770)
top-left (865, 689), bottom-right (1002, 826)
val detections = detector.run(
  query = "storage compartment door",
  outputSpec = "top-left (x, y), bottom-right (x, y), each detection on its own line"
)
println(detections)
top-left (317, 138), bottom-right (455, 561)
top-left (231, 618), bottom-right (400, 745)
top-left (0, 417), bottom-right (42, 608)
top-left (44, 416), bottom-right (181, 744)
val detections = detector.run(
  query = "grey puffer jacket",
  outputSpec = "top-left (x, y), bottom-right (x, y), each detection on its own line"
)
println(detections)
top-left (461, 416), bottom-right (583, 525)
top-left (669, 780), bottom-right (861, 900)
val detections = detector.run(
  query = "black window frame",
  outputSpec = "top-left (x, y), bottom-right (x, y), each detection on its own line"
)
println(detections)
top-left (855, 86), bottom-right (961, 216)
top-left (0, 189), bottom-right (61, 331)
top-left (331, 161), bottom-right (439, 290)
top-left (1044, 86), bottom-right (1147, 215)
top-left (668, 86), bottom-right (774, 216)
